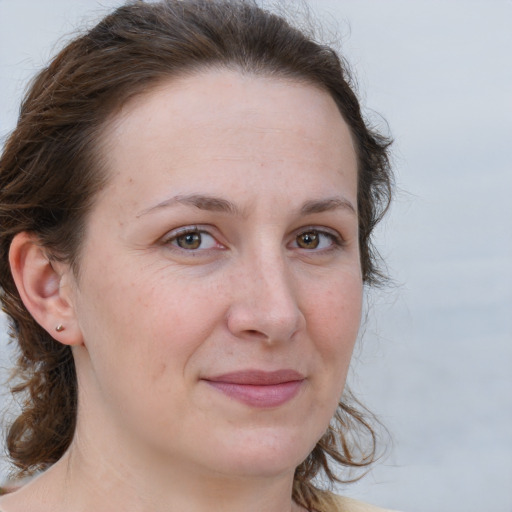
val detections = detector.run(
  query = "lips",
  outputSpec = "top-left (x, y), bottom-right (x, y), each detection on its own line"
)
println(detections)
top-left (203, 369), bottom-right (305, 408)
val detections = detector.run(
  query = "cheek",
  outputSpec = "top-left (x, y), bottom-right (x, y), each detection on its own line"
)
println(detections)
top-left (310, 275), bottom-right (362, 337)
top-left (304, 274), bottom-right (362, 376)
top-left (295, 275), bottom-right (362, 448)
top-left (74, 267), bottom-right (225, 419)
top-left (101, 271), bottom-right (225, 380)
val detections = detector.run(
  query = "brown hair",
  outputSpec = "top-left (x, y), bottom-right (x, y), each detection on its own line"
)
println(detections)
top-left (0, 1), bottom-right (392, 509)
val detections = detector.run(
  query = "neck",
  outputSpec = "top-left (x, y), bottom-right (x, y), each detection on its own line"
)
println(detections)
top-left (3, 433), bottom-right (304, 512)
top-left (70, 442), bottom-right (300, 512)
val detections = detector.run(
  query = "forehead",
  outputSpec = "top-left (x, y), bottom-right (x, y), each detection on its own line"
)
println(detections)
top-left (98, 69), bottom-right (358, 210)
top-left (107, 69), bottom-right (354, 153)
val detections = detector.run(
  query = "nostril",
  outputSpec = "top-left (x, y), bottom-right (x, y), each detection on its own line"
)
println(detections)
top-left (244, 329), bottom-right (268, 339)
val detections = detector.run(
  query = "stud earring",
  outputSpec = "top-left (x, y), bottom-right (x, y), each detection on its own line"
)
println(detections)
top-left (55, 324), bottom-right (65, 332)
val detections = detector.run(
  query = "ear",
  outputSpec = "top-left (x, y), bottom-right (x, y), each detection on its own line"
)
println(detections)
top-left (9, 232), bottom-right (84, 346)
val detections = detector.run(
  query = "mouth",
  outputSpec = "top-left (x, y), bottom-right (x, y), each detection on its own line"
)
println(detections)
top-left (202, 369), bottom-right (305, 408)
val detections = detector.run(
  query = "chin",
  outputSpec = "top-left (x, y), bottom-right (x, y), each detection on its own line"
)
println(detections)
top-left (202, 425), bottom-right (317, 478)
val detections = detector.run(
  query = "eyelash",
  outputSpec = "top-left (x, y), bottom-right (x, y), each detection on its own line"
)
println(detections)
top-left (161, 226), bottom-right (344, 253)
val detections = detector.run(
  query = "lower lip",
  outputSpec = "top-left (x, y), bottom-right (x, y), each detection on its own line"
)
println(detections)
top-left (204, 380), bottom-right (304, 408)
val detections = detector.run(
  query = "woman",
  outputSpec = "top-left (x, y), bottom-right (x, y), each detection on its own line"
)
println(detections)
top-left (0, 1), bottom-right (395, 511)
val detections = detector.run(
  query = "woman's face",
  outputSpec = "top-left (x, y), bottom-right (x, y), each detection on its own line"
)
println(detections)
top-left (66, 69), bottom-right (362, 479)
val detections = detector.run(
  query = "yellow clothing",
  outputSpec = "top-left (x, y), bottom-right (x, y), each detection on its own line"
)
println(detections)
top-left (335, 495), bottom-right (399, 511)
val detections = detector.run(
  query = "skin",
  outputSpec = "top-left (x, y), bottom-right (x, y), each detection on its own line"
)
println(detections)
top-left (4, 69), bottom-right (362, 512)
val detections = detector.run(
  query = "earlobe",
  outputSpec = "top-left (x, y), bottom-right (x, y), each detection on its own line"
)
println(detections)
top-left (9, 232), bottom-right (84, 346)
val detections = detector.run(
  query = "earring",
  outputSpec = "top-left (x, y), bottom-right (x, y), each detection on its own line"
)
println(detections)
top-left (55, 324), bottom-right (65, 332)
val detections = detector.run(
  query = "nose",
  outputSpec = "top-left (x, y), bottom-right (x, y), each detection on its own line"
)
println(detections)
top-left (226, 253), bottom-right (305, 344)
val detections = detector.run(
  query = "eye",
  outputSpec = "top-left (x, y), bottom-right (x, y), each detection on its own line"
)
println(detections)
top-left (166, 228), bottom-right (220, 251)
top-left (293, 229), bottom-right (341, 251)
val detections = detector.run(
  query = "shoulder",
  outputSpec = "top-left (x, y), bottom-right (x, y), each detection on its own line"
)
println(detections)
top-left (333, 495), bottom-right (400, 512)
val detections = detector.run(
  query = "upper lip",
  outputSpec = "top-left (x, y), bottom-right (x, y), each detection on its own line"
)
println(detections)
top-left (203, 369), bottom-right (305, 385)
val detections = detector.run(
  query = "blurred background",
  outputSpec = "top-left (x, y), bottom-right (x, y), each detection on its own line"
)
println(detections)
top-left (0, 1), bottom-right (511, 511)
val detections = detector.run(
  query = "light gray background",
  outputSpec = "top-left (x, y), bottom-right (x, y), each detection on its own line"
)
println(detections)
top-left (0, 1), bottom-right (511, 511)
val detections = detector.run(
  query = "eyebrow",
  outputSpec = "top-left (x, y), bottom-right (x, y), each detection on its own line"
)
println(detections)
top-left (137, 194), bottom-right (242, 218)
top-left (300, 197), bottom-right (356, 216)
top-left (137, 194), bottom-right (356, 218)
